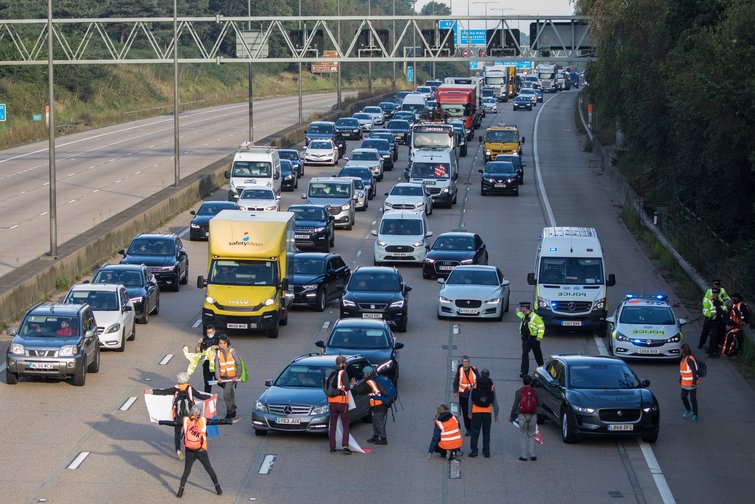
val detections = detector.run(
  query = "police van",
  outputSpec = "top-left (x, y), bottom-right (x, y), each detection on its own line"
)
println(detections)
top-left (526, 227), bottom-right (616, 332)
top-left (225, 143), bottom-right (282, 201)
top-left (405, 148), bottom-right (458, 208)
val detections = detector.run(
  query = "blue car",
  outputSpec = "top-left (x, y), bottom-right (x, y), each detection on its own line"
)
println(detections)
top-left (278, 149), bottom-right (304, 177)
top-left (385, 119), bottom-right (412, 146)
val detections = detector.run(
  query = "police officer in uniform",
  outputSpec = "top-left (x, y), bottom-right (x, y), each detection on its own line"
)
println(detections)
top-left (517, 302), bottom-right (545, 377)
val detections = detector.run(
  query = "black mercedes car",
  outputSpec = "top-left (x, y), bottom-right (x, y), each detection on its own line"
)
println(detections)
top-left (291, 252), bottom-right (351, 312)
top-left (335, 117), bottom-right (363, 140)
top-left (423, 232), bottom-right (489, 279)
top-left (316, 319), bottom-right (403, 384)
top-left (532, 355), bottom-right (660, 443)
top-left (280, 159), bottom-right (298, 191)
top-left (278, 149), bottom-right (303, 176)
top-left (119, 234), bottom-right (189, 292)
top-left (289, 204), bottom-right (335, 252)
top-left (92, 264), bottom-right (160, 324)
top-left (360, 138), bottom-right (394, 171)
top-left (339, 266), bottom-right (411, 332)
top-left (479, 161), bottom-right (519, 196)
top-left (189, 200), bottom-right (240, 240)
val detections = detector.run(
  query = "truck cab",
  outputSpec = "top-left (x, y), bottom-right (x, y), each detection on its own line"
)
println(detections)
top-left (225, 144), bottom-right (282, 201)
top-left (405, 148), bottom-right (458, 208)
top-left (482, 124), bottom-right (525, 161)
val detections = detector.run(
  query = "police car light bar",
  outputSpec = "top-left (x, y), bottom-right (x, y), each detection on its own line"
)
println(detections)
top-left (624, 293), bottom-right (668, 301)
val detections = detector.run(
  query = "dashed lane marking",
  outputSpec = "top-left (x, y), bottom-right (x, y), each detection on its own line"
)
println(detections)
top-left (119, 397), bottom-right (138, 411)
top-left (159, 354), bottom-right (174, 365)
top-left (258, 454), bottom-right (277, 475)
top-left (67, 452), bottom-right (90, 470)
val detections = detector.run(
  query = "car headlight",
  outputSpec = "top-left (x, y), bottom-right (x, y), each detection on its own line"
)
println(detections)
top-left (301, 284), bottom-right (319, 291)
top-left (485, 149), bottom-right (491, 155)
top-left (10, 343), bottom-right (25, 354)
top-left (311, 404), bottom-right (329, 415)
top-left (341, 299), bottom-right (356, 307)
top-left (284, 175), bottom-right (293, 180)
top-left (105, 323), bottom-right (121, 334)
top-left (190, 223), bottom-right (200, 228)
top-left (537, 296), bottom-right (551, 309)
top-left (313, 226), bottom-right (326, 232)
top-left (412, 241), bottom-right (424, 248)
top-left (384, 202), bottom-right (393, 208)
top-left (425, 258), bottom-right (436, 264)
top-left (263, 297), bottom-right (276, 306)
top-left (485, 298), bottom-right (500, 304)
top-left (160, 266), bottom-right (174, 272)
top-left (441, 187), bottom-right (449, 193)
top-left (642, 405), bottom-right (658, 413)
top-left (460, 259), bottom-right (474, 264)
top-left (130, 297), bottom-right (144, 305)
top-left (486, 178), bottom-right (497, 183)
top-left (254, 400), bottom-right (268, 413)
top-left (389, 300), bottom-right (405, 308)
top-left (376, 240), bottom-right (387, 247)
top-left (376, 359), bottom-right (394, 372)
top-left (439, 296), bottom-right (451, 303)
top-left (593, 298), bottom-right (606, 311)
top-left (264, 205), bottom-right (278, 211)
top-left (59, 345), bottom-right (78, 356)
top-left (572, 404), bottom-right (595, 414)
top-left (667, 334), bottom-right (683, 343)
top-left (614, 331), bottom-right (629, 342)
top-left (205, 296), bottom-right (216, 305)
top-left (342, 203), bottom-right (351, 210)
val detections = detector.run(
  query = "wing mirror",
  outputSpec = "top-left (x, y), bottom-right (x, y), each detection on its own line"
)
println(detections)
top-left (315, 340), bottom-right (326, 349)
top-left (527, 272), bottom-right (536, 285)
top-left (404, 285), bottom-right (413, 293)
top-left (190, 210), bottom-right (196, 216)
top-left (641, 379), bottom-right (651, 388)
top-left (436, 278), bottom-right (446, 285)
top-left (197, 276), bottom-right (207, 288)
top-left (607, 274), bottom-right (616, 287)
top-left (478, 135), bottom-right (483, 142)
top-left (264, 379), bottom-right (273, 387)
top-left (300, 193), bottom-right (307, 199)
top-left (370, 230), bottom-right (378, 236)
top-left (394, 342), bottom-right (404, 350)
top-left (118, 249), bottom-right (126, 256)
top-left (679, 318), bottom-right (687, 326)
top-left (224, 170), bottom-right (230, 179)
top-left (521, 137), bottom-right (526, 144)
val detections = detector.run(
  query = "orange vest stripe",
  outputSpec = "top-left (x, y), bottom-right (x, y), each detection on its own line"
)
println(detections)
top-left (436, 417), bottom-right (463, 450)
top-left (680, 356), bottom-right (695, 387)
top-left (218, 350), bottom-right (236, 378)
top-left (367, 379), bottom-right (383, 407)
top-left (457, 367), bottom-right (477, 393)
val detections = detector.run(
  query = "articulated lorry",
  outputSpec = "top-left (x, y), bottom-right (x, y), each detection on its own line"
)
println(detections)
top-left (536, 63), bottom-right (562, 92)
top-left (435, 84), bottom-right (483, 132)
top-left (483, 66), bottom-right (514, 102)
top-left (197, 210), bottom-right (295, 338)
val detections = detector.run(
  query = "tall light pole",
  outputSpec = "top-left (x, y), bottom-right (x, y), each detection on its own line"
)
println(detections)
top-left (391, 0), bottom-right (396, 89)
top-left (368, 0), bottom-right (372, 93)
top-left (337, 0), bottom-right (342, 108)
top-left (173, 0), bottom-right (180, 187)
top-left (248, 0), bottom-right (254, 142)
top-left (298, 0), bottom-right (303, 124)
top-left (47, 0), bottom-right (57, 256)
top-left (473, 0), bottom-right (495, 72)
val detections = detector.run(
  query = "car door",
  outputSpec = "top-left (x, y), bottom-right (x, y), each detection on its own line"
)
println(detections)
top-left (176, 237), bottom-right (188, 277)
top-left (326, 256), bottom-right (348, 300)
top-left (143, 267), bottom-right (156, 311)
top-left (496, 267), bottom-right (509, 306)
top-left (539, 360), bottom-right (566, 421)
top-left (475, 235), bottom-right (488, 264)
top-left (120, 286), bottom-right (135, 333)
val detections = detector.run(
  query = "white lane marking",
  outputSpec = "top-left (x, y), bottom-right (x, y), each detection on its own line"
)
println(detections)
top-left (67, 451), bottom-right (90, 470)
top-left (322, 321), bottom-right (330, 329)
top-left (178, 227), bottom-right (189, 238)
top-left (258, 454), bottom-right (277, 475)
top-left (40, 212), bottom-right (48, 216)
top-left (92, 189), bottom-right (99, 193)
top-left (452, 324), bottom-right (460, 335)
top-left (135, 170), bottom-right (142, 175)
top-left (371, 220), bottom-right (377, 226)
top-left (18, 190), bottom-right (26, 195)
top-left (67, 200), bottom-right (76, 204)
top-left (450, 359), bottom-right (459, 374)
top-left (534, 94), bottom-right (675, 504)
top-left (356, 250), bottom-right (362, 257)
top-left (67, 173), bottom-right (75, 177)
top-left (120, 396), bottom-right (138, 411)
top-left (159, 354), bottom-right (174, 365)
top-left (115, 179), bottom-right (122, 183)
top-left (109, 158), bottom-right (116, 162)
top-left (192, 319), bottom-right (203, 328)
top-left (87, 165), bottom-right (95, 170)
top-left (9, 224), bottom-right (19, 229)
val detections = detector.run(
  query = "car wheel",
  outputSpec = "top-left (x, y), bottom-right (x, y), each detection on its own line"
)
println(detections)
top-left (452, 192), bottom-right (457, 205)
top-left (364, 199), bottom-right (369, 210)
top-left (460, 144), bottom-right (468, 157)
top-left (374, 260), bottom-right (382, 267)
top-left (427, 205), bottom-right (432, 216)
top-left (88, 347), bottom-right (101, 373)
top-left (72, 357), bottom-right (87, 387)
top-left (481, 188), bottom-right (486, 196)
top-left (254, 429), bottom-right (268, 436)
top-left (495, 304), bottom-right (504, 321)
top-left (268, 326), bottom-right (279, 339)
top-left (561, 408), bottom-right (578, 444)
top-left (180, 263), bottom-right (189, 285)
top-left (329, 233), bottom-right (335, 247)
top-left (139, 306), bottom-right (149, 324)
top-left (279, 309), bottom-right (289, 326)
top-left (642, 432), bottom-right (658, 443)
top-left (152, 295), bottom-right (160, 315)
top-left (6, 370), bottom-right (17, 385)
top-left (295, 178), bottom-right (299, 189)
top-left (505, 297), bottom-right (510, 313)
top-left (397, 319), bottom-right (407, 333)
top-left (172, 278), bottom-right (180, 292)
top-left (514, 189), bottom-right (519, 197)
top-left (115, 331), bottom-right (126, 352)
top-left (315, 288), bottom-right (326, 312)
top-left (127, 323), bottom-right (136, 341)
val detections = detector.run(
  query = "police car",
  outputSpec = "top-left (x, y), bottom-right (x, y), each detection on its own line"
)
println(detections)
top-left (606, 294), bottom-right (687, 360)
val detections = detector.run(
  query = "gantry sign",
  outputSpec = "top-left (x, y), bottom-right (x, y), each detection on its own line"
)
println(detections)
top-left (0, 15), bottom-right (595, 66)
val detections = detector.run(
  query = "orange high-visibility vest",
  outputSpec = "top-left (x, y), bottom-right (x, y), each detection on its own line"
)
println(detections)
top-left (327, 369), bottom-right (349, 404)
top-left (367, 379), bottom-right (383, 408)
top-left (457, 367), bottom-right (477, 394)
top-left (218, 350), bottom-right (236, 378)
top-left (471, 382), bottom-right (494, 414)
top-left (183, 416), bottom-right (207, 451)
top-left (680, 356), bottom-right (696, 387)
top-left (436, 416), bottom-right (463, 450)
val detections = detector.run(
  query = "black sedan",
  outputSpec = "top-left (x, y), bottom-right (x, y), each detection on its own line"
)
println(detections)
top-left (291, 252), bottom-right (351, 311)
top-left (423, 232), bottom-right (489, 279)
top-left (92, 264), bottom-right (160, 324)
top-left (252, 354), bottom-right (372, 436)
top-left (119, 233), bottom-right (189, 292)
top-left (316, 319), bottom-right (403, 384)
top-left (369, 130), bottom-right (399, 162)
top-left (339, 266), bottom-right (411, 332)
top-left (335, 117), bottom-right (363, 140)
top-left (288, 204), bottom-right (335, 252)
top-left (385, 119), bottom-right (411, 145)
top-left (532, 355), bottom-right (660, 443)
top-left (479, 161), bottom-right (519, 196)
top-left (513, 95), bottom-right (533, 111)
top-left (188, 201), bottom-right (240, 241)
top-left (278, 149), bottom-right (304, 177)
top-left (280, 159), bottom-right (298, 191)
top-left (360, 138), bottom-right (394, 171)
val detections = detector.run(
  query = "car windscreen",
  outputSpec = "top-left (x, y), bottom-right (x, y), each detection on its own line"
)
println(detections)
top-left (386, 120), bottom-right (409, 130)
top-left (280, 161), bottom-right (293, 175)
top-left (293, 257), bottom-right (325, 275)
top-left (371, 133), bottom-right (394, 144)
top-left (496, 155), bottom-right (521, 167)
top-left (361, 140), bottom-right (387, 151)
top-left (290, 206), bottom-right (326, 221)
top-left (240, 189), bottom-right (274, 200)
top-left (339, 168), bottom-right (370, 180)
top-left (486, 130), bottom-right (518, 143)
top-left (619, 305), bottom-right (676, 325)
top-left (21, 315), bottom-right (79, 338)
top-left (94, 269), bottom-right (143, 287)
top-left (348, 272), bottom-right (400, 292)
top-left (390, 185), bottom-right (423, 196)
top-left (328, 327), bottom-right (389, 349)
top-left (231, 161), bottom-right (272, 178)
top-left (380, 218), bottom-right (423, 236)
top-left (278, 150), bottom-right (299, 160)
top-left (275, 364), bottom-right (328, 388)
top-left (446, 269), bottom-right (498, 286)
top-left (485, 162), bottom-right (517, 176)
top-left (351, 178), bottom-right (365, 190)
top-left (66, 290), bottom-right (119, 311)
top-left (197, 202), bottom-right (234, 216)
top-left (350, 151), bottom-right (379, 161)
top-left (307, 123), bottom-right (334, 134)
top-left (569, 364), bottom-right (641, 389)
top-left (208, 259), bottom-right (277, 286)
top-left (410, 162), bottom-right (450, 179)
top-left (439, 104), bottom-right (466, 117)
top-left (433, 236), bottom-right (475, 251)
top-left (336, 119), bottom-right (359, 127)
top-left (539, 257), bottom-right (604, 285)
top-left (353, 113), bottom-right (370, 121)
top-left (309, 141), bottom-right (333, 150)
top-left (127, 238), bottom-right (175, 256)
top-left (363, 107), bottom-right (382, 114)
top-left (308, 182), bottom-right (351, 198)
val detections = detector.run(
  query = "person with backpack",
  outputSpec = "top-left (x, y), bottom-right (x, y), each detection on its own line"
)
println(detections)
top-left (195, 324), bottom-right (221, 393)
top-left (326, 355), bottom-right (354, 454)
top-left (427, 404), bottom-right (463, 460)
top-left (351, 366), bottom-right (395, 445)
top-left (452, 356), bottom-right (480, 436)
top-left (510, 374), bottom-right (539, 461)
top-left (517, 302), bottom-right (546, 377)
top-left (680, 343), bottom-right (700, 422)
top-left (215, 334), bottom-right (241, 419)
top-left (159, 404), bottom-right (235, 498)
top-left (729, 293), bottom-right (750, 329)
top-left (467, 369), bottom-right (499, 458)
top-left (722, 320), bottom-right (742, 357)
top-left (145, 372), bottom-right (212, 460)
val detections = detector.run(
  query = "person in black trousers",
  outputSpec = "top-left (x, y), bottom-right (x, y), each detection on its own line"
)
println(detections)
top-left (159, 404), bottom-right (235, 498)
top-left (452, 356), bottom-right (479, 436)
top-left (195, 324), bottom-right (221, 393)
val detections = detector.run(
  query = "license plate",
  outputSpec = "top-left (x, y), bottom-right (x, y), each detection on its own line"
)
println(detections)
top-left (458, 308), bottom-right (478, 315)
top-left (275, 417), bottom-right (301, 425)
top-left (608, 424), bottom-right (634, 432)
top-left (30, 362), bottom-right (54, 370)
top-left (438, 265), bottom-right (454, 271)
top-left (637, 348), bottom-right (660, 355)
top-left (391, 252), bottom-right (410, 257)
top-left (295, 234), bottom-right (309, 239)
top-left (562, 320), bottom-right (582, 327)
top-left (495, 183), bottom-right (507, 188)
top-left (424, 181), bottom-right (436, 185)
top-left (227, 323), bottom-right (248, 329)
top-left (362, 313), bottom-right (383, 319)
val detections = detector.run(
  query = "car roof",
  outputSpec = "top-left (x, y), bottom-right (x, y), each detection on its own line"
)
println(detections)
top-left (134, 233), bottom-right (176, 240)
top-left (289, 353), bottom-right (365, 366)
top-left (332, 318), bottom-right (390, 330)
top-left (619, 297), bottom-right (673, 308)
top-left (309, 121), bottom-right (335, 126)
top-left (381, 211), bottom-right (425, 220)
top-left (294, 252), bottom-right (333, 260)
top-left (436, 232), bottom-right (476, 239)
top-left (362, 138), bottom-right (389, 144)
top-left (352, 148), bottom-right (380, 154)
top-left (240, 184), bottom-right (275, 191)
top-left (451, 265), bottom-right (497, 273)
top-left (27, 303), bottom-right (85, 316)
top-left (550, 354), bottom-right (626, 365)
top-left (99, 264), bottom-right (144, 272)
top-left (69, 283), bottom-right (122, 292)
top-left (352, 265), bottom-right (399, 275)
top-left (289, 204), bottom-right (328, 210)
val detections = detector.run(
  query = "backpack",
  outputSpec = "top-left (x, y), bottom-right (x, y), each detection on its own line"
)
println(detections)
top-left (372, 375), bottom-right (398, 407)
top-left (172, 384), bottom-right (194, 419)
top-left (695, 357), bottom-right (707, 378)
top-left (519, 386), bottom-right (536, 414)
top-left (183, 419), bottom-right (204, 450)
top-left (323, 370), bottom-right (343, 398)
top-left (471, 380), bottom-right (493, 408)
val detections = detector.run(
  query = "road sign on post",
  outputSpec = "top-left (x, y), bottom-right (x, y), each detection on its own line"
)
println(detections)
top-left (0, 104), bottom-right (6, 122)
top-left (407, 65), bottom-right (413, 82)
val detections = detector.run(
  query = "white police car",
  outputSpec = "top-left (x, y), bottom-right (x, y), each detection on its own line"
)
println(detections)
top-left (606, 294), bottom-right (687, 360)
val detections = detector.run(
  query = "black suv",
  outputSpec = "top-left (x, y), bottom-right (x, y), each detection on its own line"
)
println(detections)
top-left (91, 264), bottom-right (160, 323)
top-left (289, 204), bottom-right (335, 252)
top-left (339, 266), bottom-right (411, 332)
top-left (291, 253), bottom-right (351, 311)
top-left (369, 130), bottom-right (398, 161)
top-left (119, 234), bottom-right (189, 291)
top-left (6, 303), bottom-right (100, 386)
top-left (335, 117), bottom-right (363, 140)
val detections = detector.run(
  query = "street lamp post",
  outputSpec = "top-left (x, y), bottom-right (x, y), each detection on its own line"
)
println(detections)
top-left (248, 0), bottom-right (254, 142)
top-left (47, 0), bottom-right (57, 256)
top-left (173, 0), bottom-right (180, 187)
top-left (337, 0), bottom-right (342, 107)
top-left (368, 0), bottom-right (372, 93)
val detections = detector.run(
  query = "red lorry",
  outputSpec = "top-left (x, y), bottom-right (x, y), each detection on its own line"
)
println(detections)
top-left (435, 84), bottom-right (483, 132)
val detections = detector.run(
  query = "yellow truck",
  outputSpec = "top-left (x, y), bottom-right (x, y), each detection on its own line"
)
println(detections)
top-left (481, 124), bottom-right (525, 162)
top-left (197, 210), bottom-right (294, 338)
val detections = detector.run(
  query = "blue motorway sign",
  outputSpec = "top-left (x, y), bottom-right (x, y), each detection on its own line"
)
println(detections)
top-left (407, 65), bottom-right (413, 83)
top-left (500, 60), bottom-right (533, 69)
top-left (458, 29), bottom-right (487, 45)
top-left (469, 61), bottom-right (480, 70)
top-left (0, 103), bottom-right (6, 122)
top-left (33, 114), bottom-right (42, 122)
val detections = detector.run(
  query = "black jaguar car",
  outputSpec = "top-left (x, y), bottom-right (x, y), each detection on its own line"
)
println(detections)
top-left (291, 252), bottom-right (350, 311)
top-left (423, 232), bottom-right (489, 279)
top-left (339, 266), bottom-right (411, 332)
top-left (280, 159), bottom-right (298, 191)
top-left (289, 204), bottom-right (335, 252)
top-left (335, 117), bottom-right (363, 140)
top-left (532, 354), bottom-right (660, 443)
top-left (189, 200), bottom-right (240, 240)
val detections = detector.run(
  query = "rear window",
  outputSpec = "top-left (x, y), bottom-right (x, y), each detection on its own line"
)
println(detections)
top-left (66, 290), bottom-right (120, 311)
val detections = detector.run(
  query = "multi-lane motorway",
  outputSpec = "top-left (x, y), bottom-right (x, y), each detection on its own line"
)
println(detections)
top-left (1, 90), bottom-right (754, 504)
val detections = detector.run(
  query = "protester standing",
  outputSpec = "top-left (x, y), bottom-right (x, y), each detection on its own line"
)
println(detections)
top-left (214, 335), bottom-right (240, 419)
top-left (680, 344), bottom-right (700, 422)
top-left (327, 355), bottom-right (353, 454)
top-left (467, 369), bottom-right (499, 458)
top-left (511, 374), bottom-right (539, 461)
top-left (351, 366), bottom-right (389, 445)
top-left (517, 302), bottom-right (546, 377)
top-left (452, 356), bottom-right (479, 436)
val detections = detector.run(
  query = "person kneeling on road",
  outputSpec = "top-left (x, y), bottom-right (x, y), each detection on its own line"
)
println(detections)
top-left (427, 404), bottom-right (463, 460)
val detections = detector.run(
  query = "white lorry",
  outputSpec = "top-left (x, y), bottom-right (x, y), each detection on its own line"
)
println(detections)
top-left (536, 64), bottom-right (561, 92)
top-left (483, 66), bottom-right (510, 102)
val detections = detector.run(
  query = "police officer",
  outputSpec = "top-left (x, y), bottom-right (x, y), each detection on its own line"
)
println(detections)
top-left (195, 324), bottom-right (221, 393)
top-left (704, 279), bottom-right (731, 304)
top-left (517, 302), bottom-right (545, 377)
top-left (698, 288), bottom-right (726, 357)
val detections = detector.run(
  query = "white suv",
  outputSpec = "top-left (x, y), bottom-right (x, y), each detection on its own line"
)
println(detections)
top-left (64, 283), bottom-right (136, 351)
top-left (372, 211), bottom-right (432, 265)
top-left (383, 182), bottom-right (433, 215)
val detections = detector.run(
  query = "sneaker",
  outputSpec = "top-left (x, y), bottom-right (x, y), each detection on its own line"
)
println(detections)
top-left (373, 438), bottom-right (387, 445)
top-left (176, 450), bottom-right (184, 461)
top-left (518, 457), bottom-right (528, 461)
top-left (690, 415), bottom-right (699, 423)
top-left (366, 437), bottom-right (377, 444)
top-left (483, 453), bottom-right (490, 458)
top-left (342, 447), bottom-right (352, 455)
top-left (329, 448), bottom-right (337, 454)
top-left (465, 430), bottom-right (471, 437)
top-left (682, 410), bottom-right (690, 419)
top-left (468, 451), bottom-right (478, 458)
top-left (530, 456), bottom-right (537, 461)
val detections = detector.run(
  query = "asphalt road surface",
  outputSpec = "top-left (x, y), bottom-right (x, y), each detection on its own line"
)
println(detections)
top-left (1, 91), bottom-right (753, 504)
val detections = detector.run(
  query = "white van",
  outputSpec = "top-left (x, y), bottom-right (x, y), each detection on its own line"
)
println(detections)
top-left (399, 93), bottom-right (427, 120)
top-left (225, 143), bottom-right (282, 201)
top-left (527, 227), bottom-right (616, 332)
top-left (372, 211), bottom-right (432, 265)
top-left (405, 148), bottom-right (459, 207)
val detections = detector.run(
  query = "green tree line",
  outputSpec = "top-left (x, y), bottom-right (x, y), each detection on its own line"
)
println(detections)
top-left (577, 0), bottom-right (755, 297)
